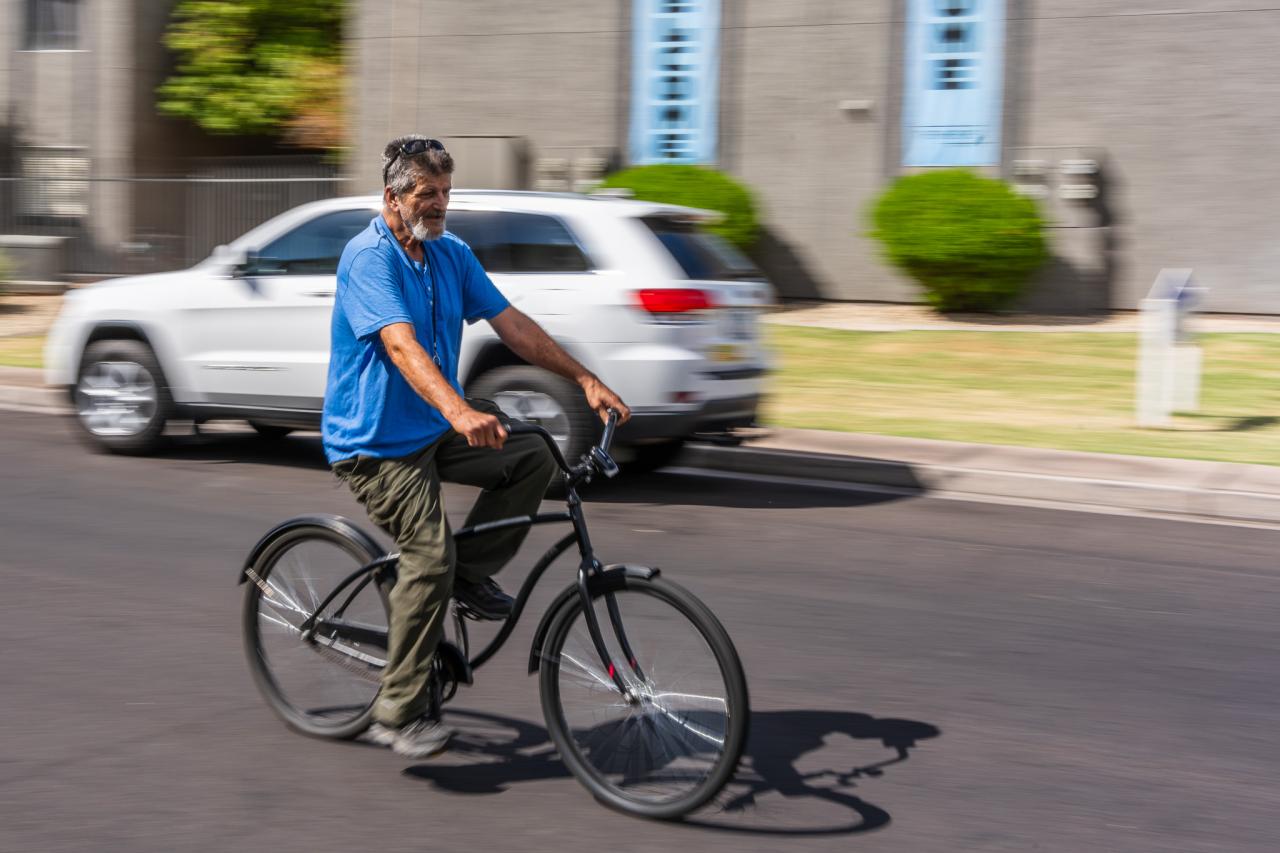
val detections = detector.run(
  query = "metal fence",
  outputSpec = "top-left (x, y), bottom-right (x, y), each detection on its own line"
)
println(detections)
top-left (0, 157), bottom-right (346, 280)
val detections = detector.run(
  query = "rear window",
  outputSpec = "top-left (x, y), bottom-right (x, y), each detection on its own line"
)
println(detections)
top-left (642, 218), bottom-right (764, 281)
top-left (446, 210), bottom-right (592, 274)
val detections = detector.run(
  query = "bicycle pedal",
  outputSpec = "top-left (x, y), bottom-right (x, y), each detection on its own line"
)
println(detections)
top-left (454, 601), bottom-right (484, 621)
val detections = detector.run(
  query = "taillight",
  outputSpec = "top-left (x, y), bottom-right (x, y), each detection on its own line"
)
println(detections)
top-left (634, 288), bottom-right (714, 317)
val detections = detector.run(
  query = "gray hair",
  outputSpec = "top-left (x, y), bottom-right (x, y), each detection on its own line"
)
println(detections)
top-left (381, 134), bottom-right (454, 196)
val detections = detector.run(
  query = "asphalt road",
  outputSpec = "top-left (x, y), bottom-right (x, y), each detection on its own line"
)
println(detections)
top-left (2, 411), bottom-right (1278, 852)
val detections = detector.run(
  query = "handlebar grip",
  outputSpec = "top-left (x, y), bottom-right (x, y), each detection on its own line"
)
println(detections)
top-left (600, 408), bottom-right (619, 454)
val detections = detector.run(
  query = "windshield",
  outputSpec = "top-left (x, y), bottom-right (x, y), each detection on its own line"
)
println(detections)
top-left (642, 217), bottom-right (764, 281)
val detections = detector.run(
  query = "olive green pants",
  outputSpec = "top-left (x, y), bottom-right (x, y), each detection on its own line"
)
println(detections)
top-left (332, 403), bottom-right (557, 727)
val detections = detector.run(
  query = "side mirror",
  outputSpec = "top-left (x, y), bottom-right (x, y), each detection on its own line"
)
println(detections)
top-left (211, 245), bottom-right (253, 277)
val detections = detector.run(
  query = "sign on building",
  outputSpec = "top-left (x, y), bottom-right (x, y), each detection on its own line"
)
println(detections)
top-left (629, 0), bottom-right (720, 165)
top-left (902, 0), bottom-right (1006, 167)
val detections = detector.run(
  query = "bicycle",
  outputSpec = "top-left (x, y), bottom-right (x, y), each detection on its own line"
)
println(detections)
top-left (239, 411), bottom-right (750, 819)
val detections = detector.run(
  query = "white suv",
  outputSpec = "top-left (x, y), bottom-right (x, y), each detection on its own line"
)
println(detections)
top-left (45, 191), bottom-right (771, 470)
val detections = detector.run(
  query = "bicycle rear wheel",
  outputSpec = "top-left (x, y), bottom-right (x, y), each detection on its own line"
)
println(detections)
top-left (538, 573), bottom-right (749, 819)
top-left (242, 523), bottom-right (390, 739)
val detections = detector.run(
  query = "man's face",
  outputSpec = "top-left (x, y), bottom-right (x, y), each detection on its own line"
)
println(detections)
top-left (395, 172), bottom-right (452, 242)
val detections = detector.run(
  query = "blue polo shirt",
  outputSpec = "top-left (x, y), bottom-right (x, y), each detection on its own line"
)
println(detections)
top-left (322, 215), bottom-right (510, 463)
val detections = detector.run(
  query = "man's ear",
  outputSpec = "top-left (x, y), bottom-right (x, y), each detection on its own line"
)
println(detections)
top-left (383, 185), bottom-right (397, 207)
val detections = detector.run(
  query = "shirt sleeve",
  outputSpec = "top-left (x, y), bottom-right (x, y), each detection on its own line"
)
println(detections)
top-left (339, 246), bottom-right (413, 340)
top-left (459, 243), bottom-right (511, 324)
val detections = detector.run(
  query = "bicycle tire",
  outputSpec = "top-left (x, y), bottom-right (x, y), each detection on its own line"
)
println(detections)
top-left (242, 522), bottom-right (390, 739)
top-left (538, 573), bottom-right (749, 819)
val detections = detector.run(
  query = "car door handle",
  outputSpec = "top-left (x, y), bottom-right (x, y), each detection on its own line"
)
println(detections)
top-left (303, 290), bottom-right (335, 298)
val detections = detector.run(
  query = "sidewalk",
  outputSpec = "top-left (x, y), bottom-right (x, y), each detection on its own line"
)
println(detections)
top-left (763, 301), bottom-right (1280, 334)
top-left (4, 295), bottom-right (1279, 525)
top-left (682, 429), bottom-right (1280, 526)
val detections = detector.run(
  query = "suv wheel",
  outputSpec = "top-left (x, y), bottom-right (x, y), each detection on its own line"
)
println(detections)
top-left (468, 366), bottom-right (599, 463)
top-left (74, 339), bottom-right (173, 454)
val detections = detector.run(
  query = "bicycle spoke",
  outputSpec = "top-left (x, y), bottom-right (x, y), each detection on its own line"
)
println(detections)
top-left (249, 534), bottom-right (387, 732)
top-left (549, 583), bottom-right (735, 809)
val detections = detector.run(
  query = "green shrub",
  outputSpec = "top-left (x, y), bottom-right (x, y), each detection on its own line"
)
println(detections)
top-left (596, 164), bottom-right (760, 249)
top-left (870, 169), bottom-right (1048, 313)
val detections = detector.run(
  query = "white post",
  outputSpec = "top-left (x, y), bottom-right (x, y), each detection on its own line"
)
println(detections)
top-left (1174, 344), bottom-right (1202, 412)
top-left (1136, 269), bottom-right (1203, 427)
top-left (1137, 297), bottom-right (1177, 427)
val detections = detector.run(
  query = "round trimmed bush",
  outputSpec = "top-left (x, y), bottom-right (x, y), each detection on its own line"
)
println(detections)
top-left (870, 169), bottom-right (1048, 313)
top-left (596, 164), bottom-right (760, 249)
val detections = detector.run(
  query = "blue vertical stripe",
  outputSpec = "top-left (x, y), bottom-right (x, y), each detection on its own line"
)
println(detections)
top-left (903, 0), bottom-right (1006, 167)
top-left (629, 0), bottom-right (720, 165)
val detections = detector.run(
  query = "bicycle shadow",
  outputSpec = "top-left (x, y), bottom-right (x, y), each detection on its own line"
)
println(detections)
top-left (403, 707), bottom-right (939, 835)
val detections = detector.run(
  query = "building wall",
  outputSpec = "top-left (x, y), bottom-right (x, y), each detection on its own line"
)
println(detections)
top-left (349, 0), bottom-right (629, 193)
top-left (1019, 0), bottom-right (1280, 313)
top-left (0, 0), bottom-right (13, 128)
top-left (729, 1), bottom-right (913, 303)
top-left (342, 0), bottom-right (1280, 313)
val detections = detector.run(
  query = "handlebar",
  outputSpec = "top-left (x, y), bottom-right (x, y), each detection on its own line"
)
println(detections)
top-left (503, 408), bottom-right (621, 482)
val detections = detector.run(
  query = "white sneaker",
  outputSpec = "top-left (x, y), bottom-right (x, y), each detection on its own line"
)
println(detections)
top-left (362, 717), bottom-right (453, 758)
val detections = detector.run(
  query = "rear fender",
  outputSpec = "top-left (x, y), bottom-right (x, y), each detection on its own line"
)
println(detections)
top-left (240, 514), bottom-right (385, 584)
top-left (527, 564), bottom-right (660, 674)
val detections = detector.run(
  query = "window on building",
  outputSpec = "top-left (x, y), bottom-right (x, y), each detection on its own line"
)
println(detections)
top-left (24, 0), bottom-right (81, 50)
top-left (19, 148), bottom-right (89, 218)
top-left (446, 211), bottom-right (593, 274)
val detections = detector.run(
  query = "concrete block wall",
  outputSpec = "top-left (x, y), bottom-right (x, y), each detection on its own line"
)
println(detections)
top-left (349, 1), bottom-right (1280, 314)
top-left (349, 0), bottom-right (629, 194)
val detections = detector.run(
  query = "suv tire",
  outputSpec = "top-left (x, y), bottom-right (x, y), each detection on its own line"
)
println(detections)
top-left (469, 366), bottom-right (599, 464)
top-left (74, 339), bottom-right (173, 455)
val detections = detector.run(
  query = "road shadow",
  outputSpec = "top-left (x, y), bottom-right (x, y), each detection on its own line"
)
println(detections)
top-left (403, 707), bottom-right (939, 836)
top-left (124, 425), bottom-right (918, 510)
top-left (579, 467), bottom-right (916, 510)
top-left (139, 428), bottom-right (331, 471)
top-left (1177, 414), bottom-right (1278, 433)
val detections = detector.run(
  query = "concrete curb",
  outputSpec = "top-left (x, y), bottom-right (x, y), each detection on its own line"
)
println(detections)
top-left (2, 369), bottom-right (1277, 525)
top-left (680, 444), bottom-right (1280, 525)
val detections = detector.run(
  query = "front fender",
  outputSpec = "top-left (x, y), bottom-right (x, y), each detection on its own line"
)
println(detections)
top-left (240, 514), bottom-right (385, 584)
top-left (527, 564), bottom-right (660, 674)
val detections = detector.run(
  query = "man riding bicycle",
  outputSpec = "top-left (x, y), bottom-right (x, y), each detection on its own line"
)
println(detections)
top-left (322, 135), bottom-right (630, 758)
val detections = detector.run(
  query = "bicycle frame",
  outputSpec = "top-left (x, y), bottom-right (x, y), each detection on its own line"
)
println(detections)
top-left (281, 411), bottom-right (647, 700)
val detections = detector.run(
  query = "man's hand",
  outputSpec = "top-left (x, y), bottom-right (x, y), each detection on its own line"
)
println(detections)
top-left (447, 405), bottom-right (508, 449)
top-left (581, 375), bottom-right (631, 425)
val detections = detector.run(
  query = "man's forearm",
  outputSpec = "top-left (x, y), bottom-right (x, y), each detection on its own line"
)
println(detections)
top-left (501, 311), bottom-right (595, 386)
top-left (382, 329), bottom-right (468, 419)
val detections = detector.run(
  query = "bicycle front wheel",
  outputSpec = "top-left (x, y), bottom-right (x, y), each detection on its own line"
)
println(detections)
top-left (539, 574), bottom-right (749, 819)
top-left (242, 523), bottom-right (390, 739)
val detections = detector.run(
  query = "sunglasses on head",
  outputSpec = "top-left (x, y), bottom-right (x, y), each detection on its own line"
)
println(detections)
top-left (386, 138), bottom-right (446, 174)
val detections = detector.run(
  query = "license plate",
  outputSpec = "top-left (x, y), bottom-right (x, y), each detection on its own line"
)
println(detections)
top-left (725, 308), bottom-right (755, 340)
top-left (707, 344), bottom-right (745, 363)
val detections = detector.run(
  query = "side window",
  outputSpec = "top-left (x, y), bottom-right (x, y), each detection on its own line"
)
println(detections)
top-left (256, 209), bottom-right (374, 275)
top-left (445, 210), bottom-right (510, 272)
top-left (446, 211), bottom-right (591, 274)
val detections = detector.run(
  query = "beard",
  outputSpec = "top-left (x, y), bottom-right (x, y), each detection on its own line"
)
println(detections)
top-left (403, 207), bottom-right (445, 242)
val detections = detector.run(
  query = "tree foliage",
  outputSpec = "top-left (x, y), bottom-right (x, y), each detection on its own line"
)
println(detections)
top-left (157, 0), bottom-right (346, 152)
